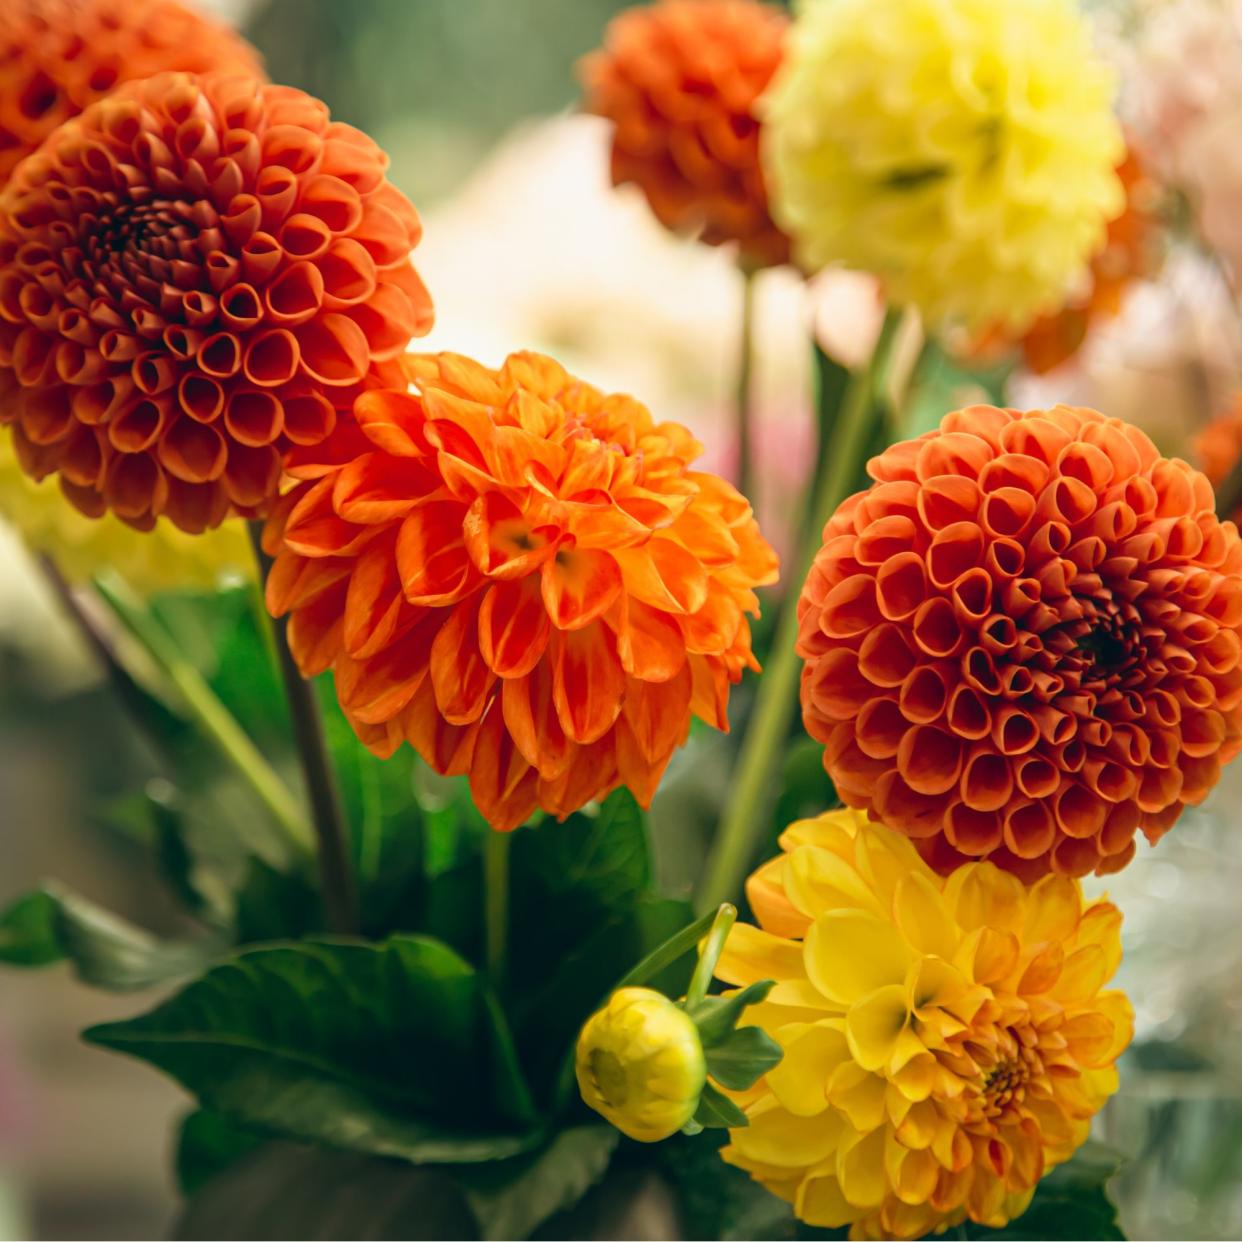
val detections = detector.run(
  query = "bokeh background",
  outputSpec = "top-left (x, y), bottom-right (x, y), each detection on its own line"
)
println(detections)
top-left (1, 0), bottom-right (1241, 1237)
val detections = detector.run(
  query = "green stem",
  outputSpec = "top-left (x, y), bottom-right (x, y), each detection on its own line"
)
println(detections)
top-left (735, 265), bottom-right (757, 506)
top-left (91, 571), bottom-right (312, 857)
top-left (39, 556), bottom-right (172, 762)
top-left (694, 310), bottom-right (899, 914)
top-left (614, 909), bottom-right (719, 993)
top-left (247, 524), bottom-right (357, 934)
top-left (1216, 451), bottom-right (1242, 521)
top-left (684, 904), bottom-right (737, 1009)
top-left (484, 830), bottom-right (511, 988)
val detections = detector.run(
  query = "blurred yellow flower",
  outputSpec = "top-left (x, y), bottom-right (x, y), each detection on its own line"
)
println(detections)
top-left (762, 0), bottom-right (1125, 331)
top-left (576, 986), bottom-right (707, 1142)
top-left (716, 809), bottom-right (1133, 1240)
top-left (0, 431), bottom-right (250, 595)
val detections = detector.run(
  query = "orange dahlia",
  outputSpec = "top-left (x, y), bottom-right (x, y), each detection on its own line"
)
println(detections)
top-left (798, 404), bottom-right (1242, 880)
top-left (0, 0), bottom-right (263, 188)
top-left (1011, 149), bottom-right (1162, 375)
top-left (263, 350), bottom-right (779, 831)
top-left (0, 71), bottom-right (431, 532)
top-left (579, 0), bottom-right (790, 269)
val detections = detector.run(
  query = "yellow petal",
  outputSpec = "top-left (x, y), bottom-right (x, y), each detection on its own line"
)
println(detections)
top-left (893, 871), bottom-right (958, 958)
top-left (785, 844), bottom-right (885, 921)
top-left (717, 922), bottom-right (807, 986)
top-left (767, 1020), bottom-right (851, 1117)
top-left (795, 1174), bottom-right (855, 1229)
top-left (730, 1098), bottom-right (845, 1168)
top-left (852, 822), bottom-right (928, 907)
top-left (746, 856), bottom-right (812, 938)
top-left (845, 983), bottom-right (912, 1072)
top-left (806, 910), bottom-right (915, 1005)
top-left (1055, 943), bottom-right (1110, 1001)
top-left (1022, 873), bottom-right (1082, 945)
top-left (827, 1060), bottom-right (888, 1131)
top-left (944, 862), bottom-right (1024, 933)
top-left (837, 1125), bottom-right (888, 1208)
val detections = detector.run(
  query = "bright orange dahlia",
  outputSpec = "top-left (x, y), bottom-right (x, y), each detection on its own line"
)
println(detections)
top-left (263, 350), bottom-right (779, 830)
top-left (798, 404), bottom-right (1242, 880)
top-left (0, 71), bottom-right (431, 532)
top-left (578, 0), bottom-right (790, 269)
top-left (0, 0), bottom-right (263, 188)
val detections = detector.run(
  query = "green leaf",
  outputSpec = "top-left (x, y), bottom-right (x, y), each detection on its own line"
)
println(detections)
top-left (456, 1126), bottom-right (617, 1241)
top-left (692, 1081), bottom-right (749, 1130)
top-left (507, 792), bottom-right (683, 1100)
top-left (964, 1141), bottom-right (1125, 1240)
top-left (0, 891), bottom-right (61, 966)
top-left (233, 858), bottom-right (324, 944)
top-left (86, 935), bottom-right (542, 1164)
top-left (704, 1026), bottom-right (783, 1092)
top-left (687, 980), bottom-right (774, 1047)
top-left (175, 1142), bottom-right (476, 1241)
top-left (175, 1109), bottom-right (265, 1196)
top-left (0, 884), bottom-right (217, 989)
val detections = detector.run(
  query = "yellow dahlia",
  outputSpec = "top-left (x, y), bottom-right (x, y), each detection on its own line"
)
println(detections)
top-left (762, 0), bottom-right (1125, 331)
top-left (0, 425), bottom-right (248, 592)
top-left (715, 808), bottom-right (1133, 1240)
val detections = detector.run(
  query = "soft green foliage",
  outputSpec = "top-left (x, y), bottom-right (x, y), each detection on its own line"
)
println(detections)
top-left (0, 882), bottom-right (216, 989)
top-left (87, 935), bottom-right (541, 1163)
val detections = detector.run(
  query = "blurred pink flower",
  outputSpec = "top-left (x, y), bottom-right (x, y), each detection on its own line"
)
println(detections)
top-left (1125, 0), bottom-right (1242, 281)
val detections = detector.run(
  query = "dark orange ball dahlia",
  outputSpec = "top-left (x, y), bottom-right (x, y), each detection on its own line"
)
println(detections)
top-left (579, 0), bottom-right (790, 269)
top-left (0, 0), bottom-right (264, 188)
top-left (798, 404), bottom-right (1242, 880)
top-left (0, 71), bottom-right (431, 531)
top-left (264, 350), bottom-right (779, 831)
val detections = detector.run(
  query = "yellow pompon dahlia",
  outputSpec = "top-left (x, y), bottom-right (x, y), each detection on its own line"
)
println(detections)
top-left (576, 986), bottom-right (707, 1142)
top-left (716, 809), bottom-right (1133, 1241)
top-left (762, 0), bottom-right (1125, 332)
top-left (0, 426), bottom-right (248, 592)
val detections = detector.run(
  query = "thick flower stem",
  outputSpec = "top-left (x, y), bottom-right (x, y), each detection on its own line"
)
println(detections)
top-left (484, 830), bottom-right (510, 988)
top-left (695, 313), bottom-right (897, 914)
top-left (91, 571), bottom-right (312, 862)
top-left (735, 265), bottom-right (757, 506)
top-left (248, 523), bottom-right (357, 934)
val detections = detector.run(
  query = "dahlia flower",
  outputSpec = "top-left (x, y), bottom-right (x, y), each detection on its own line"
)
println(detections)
top-left (576, 986), bottom-right (707, 1142)
top-left (0, 71), bottom-right (432, 532)
top-left (762, 0), bottom-right (1124, 332)
top-left (798, 404), bottom-right (1242, 879)
top-left (0, 0), bottom-right (262, 188)
top-left (263, 350), bottom-right (778, 831)
top-left (0, 425), bottom-right (247, 592)
top-left (579, 0), bottom-right (790, 269)
top-left (716, 808), bottom-right (1133, 1241)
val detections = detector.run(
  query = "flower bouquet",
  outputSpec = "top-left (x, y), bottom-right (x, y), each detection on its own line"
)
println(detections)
top-left (1, 0), bottom-right (1239, 1239)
